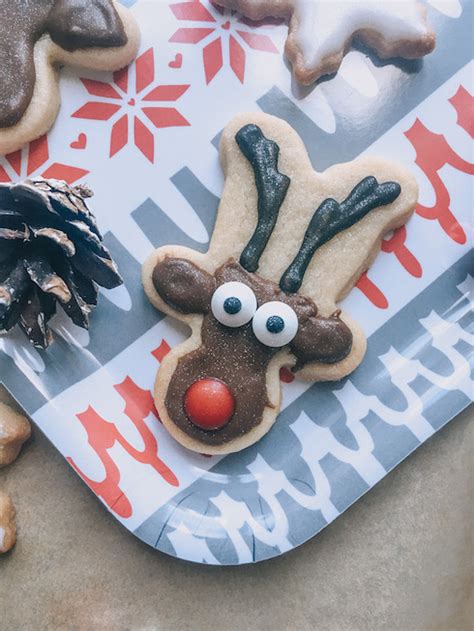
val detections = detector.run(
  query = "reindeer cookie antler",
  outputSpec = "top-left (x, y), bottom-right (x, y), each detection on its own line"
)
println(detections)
top-left (0, 1), bottom-right (140, 154)
top-left (215, 0), bottom-right (435, 85)
top-left (143, 113), bottom-right (418, 454)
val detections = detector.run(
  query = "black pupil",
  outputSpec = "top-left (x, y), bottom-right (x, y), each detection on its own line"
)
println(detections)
top-left (266, 315), bottom-right (285, 334)
top-left (224, 296), bottom-right (242, 315)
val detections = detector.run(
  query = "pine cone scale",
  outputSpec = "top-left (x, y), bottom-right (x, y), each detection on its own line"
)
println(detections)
top-left (72, 244), bottom-right (122, 289)
top-left (0, 227), bottom-right (29, 242)
top-left (0, 209), bottom-right (24, 229)
top-left (55, 260), bottom-right (91, 329)
top-left (0, 242), bottom-right (15, 265)
top-left (24, 255), bottom-right (72, 304)
top-left (65, 220), bottom-right (106, 257)
top-left (72, 268), bottom-right (98, 306)
top-left (0, 261), bottom-right (30, 329)
top-left (30, 227), bottom-right (76, 257)
top-left (11, 180), bottom-right (100, 238)
top-left (19, 288), bottom-right (55, 348)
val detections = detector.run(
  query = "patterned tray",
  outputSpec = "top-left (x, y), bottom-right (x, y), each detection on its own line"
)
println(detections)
top-left (1, 0), bottom-right (472, 564)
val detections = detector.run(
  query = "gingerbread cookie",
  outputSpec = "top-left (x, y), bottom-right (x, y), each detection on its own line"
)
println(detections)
top-left (216, 0), bottom-right (436, 84)
top-left (143, 112), bottom-right (418, 454)
top-left (0, 491), bottom-right (17, 553)
top-left (0, 178), bottom-right (124, 348)
top-left (0, 402), bottom-right (31, 468)
top-left (0, 1), bottom-right (140, 154)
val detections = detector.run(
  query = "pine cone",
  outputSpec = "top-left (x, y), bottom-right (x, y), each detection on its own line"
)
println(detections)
top-left (0, 178), bottom-right (123, 348)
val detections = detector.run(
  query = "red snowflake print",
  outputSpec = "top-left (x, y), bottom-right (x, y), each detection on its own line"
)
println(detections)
top-left (72, 48), bottom-right (191, 163)
top-left (169, 1), bottom-right (279, 84)
top-left (0, 135), bottom-right (88, 184)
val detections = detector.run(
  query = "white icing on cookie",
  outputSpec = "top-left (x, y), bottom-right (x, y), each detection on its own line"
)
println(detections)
top-left (292, 0), bottom-right (432, 69)
top-left (216, 0), bottom-right (435, 82)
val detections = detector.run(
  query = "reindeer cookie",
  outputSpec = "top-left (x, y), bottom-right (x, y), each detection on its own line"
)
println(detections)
top-left (216, 0), bottom-right (436, 85)
top-left (0, 1), bottom-right (140, 155)
top-left (143, 113), bottom-right (418, 454)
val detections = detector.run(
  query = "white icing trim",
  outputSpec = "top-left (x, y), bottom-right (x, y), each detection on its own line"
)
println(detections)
top-left (292, 0), bottom-right (431, 69)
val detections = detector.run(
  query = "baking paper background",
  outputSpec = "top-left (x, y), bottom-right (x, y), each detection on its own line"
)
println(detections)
top-left (0, 0), bottom-right (472, 564)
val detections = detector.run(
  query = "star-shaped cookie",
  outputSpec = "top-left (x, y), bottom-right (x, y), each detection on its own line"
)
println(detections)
top-left (216, 0), bottom-right (436, 84)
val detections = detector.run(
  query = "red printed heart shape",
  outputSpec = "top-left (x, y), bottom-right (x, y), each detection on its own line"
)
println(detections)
top-left (70, 133), bottom-right (87, 150)
top-left (169, 53), bottom-right (183, 69)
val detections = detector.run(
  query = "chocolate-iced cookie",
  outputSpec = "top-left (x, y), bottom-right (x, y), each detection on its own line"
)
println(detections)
top-left (143, 113), bottom-right (419, 455)
top-left (0, 0), bottom-right (140, 154)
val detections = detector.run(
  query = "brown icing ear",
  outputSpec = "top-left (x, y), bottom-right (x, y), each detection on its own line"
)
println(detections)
top-left (152, 257), bottom-right (216, 314)
top-left (47, 0), bottom-right (127, 51)
top-left (290, 310), bottom-right (353, 369)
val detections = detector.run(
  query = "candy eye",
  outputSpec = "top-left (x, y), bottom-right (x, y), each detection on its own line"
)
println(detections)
top-left (252, 301), bottom-right (298, 347)
top-left (211, 281), bottom-right (257, 327)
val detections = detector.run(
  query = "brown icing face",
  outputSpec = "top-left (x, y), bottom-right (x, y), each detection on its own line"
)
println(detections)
top-left (0, 0), bottom-right (127, 128)
top-left (152, 257), bottom-right (352, 446)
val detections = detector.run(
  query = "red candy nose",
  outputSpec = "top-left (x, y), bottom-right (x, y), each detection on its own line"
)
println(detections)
top-left (184, 378), bottom-right (235, 430)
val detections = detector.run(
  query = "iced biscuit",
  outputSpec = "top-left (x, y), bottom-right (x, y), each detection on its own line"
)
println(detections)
top-left (143, 112), bottom-right (418, 454)
top-left (0, 0), bottom-right (140, 154)
top-left (216, 0), bottom-right (435, 84)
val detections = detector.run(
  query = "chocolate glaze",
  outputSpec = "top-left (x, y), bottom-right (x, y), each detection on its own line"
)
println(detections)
top-left (152, 257), bottom-right (215, 314)
top-left (0, 0), bottom-right (127, 128)
top-left (154, 258), bottom-right (352, 445)
top-left (291, 308), bottom-right (352, 370)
